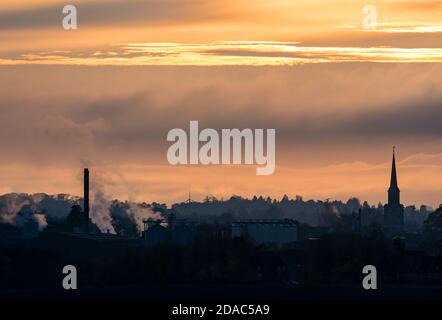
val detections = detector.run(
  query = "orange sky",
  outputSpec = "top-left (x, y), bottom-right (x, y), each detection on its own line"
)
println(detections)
top-left (0, 1), bottom-right (441, 207)
top-left (0, 0), bottom-right (441, 64)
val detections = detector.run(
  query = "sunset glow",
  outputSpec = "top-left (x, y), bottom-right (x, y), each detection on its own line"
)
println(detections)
top-left (0, 0), bottom-right (441, 207)
top-left (2, 42), bottom-right (442, 66)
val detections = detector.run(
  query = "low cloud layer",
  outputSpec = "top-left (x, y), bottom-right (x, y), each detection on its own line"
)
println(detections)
top-left (2, 42), bottom-right (442, 66)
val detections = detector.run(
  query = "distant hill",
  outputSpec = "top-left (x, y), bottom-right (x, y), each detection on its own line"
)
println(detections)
top-left (0, 193), bottom-right (433, 235)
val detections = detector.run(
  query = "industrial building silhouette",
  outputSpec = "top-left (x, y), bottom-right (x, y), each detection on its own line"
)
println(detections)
top-left (0, 148), bottom-right (429, 246)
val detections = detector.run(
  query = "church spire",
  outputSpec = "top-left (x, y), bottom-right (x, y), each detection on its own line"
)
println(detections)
top-left (388, 146), bottom-right (400, 206)
top-left (390, 146), bottom-right (398, 190)
top-left (384, 146), bottom-right (404, 232)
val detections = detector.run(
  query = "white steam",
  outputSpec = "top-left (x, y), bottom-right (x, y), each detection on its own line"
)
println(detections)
top-left (127, 202), bottom-right (162, 232)
top-left (0, 194), bottom-right (48, 231)
top-left (90, 189), bottom-right (116, 234)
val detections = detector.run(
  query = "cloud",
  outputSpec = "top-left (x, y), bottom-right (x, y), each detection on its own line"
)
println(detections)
top-left (0, 0), bottom-right (235, 30)
top-left (1, 0), bottom-right (441, 58)
top-left (0, 63), bottom-right (441, 152)
top-left (2, 42), bottom-right (442, 66)
top-left (0, 63), bottom-right (441, 205)
top-left (384, 0), bottom-right (442, 12)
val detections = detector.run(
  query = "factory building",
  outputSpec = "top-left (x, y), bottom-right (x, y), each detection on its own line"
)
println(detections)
top-left (67, 168), bottom-right (91, 233)
top-left (142, 212), bottom-right (196, 247)
top-left (142, 219), bottom-right (168, 247)
top-left (170, 221), bottom-right (195, 246)
top-left (23, 218), bottom-right (40, 239)
top-left (232, 219), bottom-right (298, 247)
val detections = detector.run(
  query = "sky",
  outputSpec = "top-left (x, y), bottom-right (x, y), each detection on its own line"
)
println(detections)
top-left (0, 0), bottom-right (441, 207)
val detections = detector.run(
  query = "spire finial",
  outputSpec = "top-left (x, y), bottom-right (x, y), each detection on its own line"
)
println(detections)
top-left (188, 189), bottom-right (192, 203)
top-left (393, 145), bottom-right (395, 155)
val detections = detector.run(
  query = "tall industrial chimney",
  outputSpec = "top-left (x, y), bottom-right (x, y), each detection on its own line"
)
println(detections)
top-left (84, 168), bottom-right (90, 234)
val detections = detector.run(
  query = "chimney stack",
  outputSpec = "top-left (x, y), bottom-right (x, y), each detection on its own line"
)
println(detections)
top-left (84, 168), bottom-right (89, 234)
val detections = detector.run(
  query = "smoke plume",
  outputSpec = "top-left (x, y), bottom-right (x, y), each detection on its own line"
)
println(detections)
top-left (127, 202), bottom-right (162, 233)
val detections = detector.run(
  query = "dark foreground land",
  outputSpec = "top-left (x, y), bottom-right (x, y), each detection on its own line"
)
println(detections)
top-left (1, 231), bottom-right (442, 301)
top-left (1, 284), bottom-right (442, 300)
